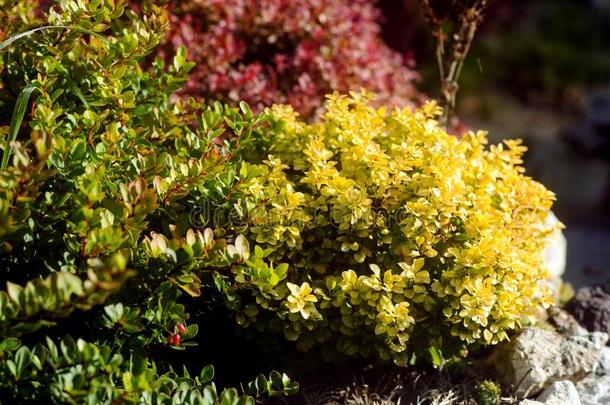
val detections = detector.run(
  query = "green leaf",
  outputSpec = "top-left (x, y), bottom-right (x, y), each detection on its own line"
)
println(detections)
top-left (6, 282), bottom-right (23, 305)
top-left (184, 324), bottom-right (198, 339)
top-left (1, 86), bottom-right (37, 170)
top-left (281, 373), bottom-right (291, 387)
top-left (284, 381), bottom-right (299, 395)
top-left (14, 346), bottom-right (31, 378)
top-left (199, 364), bottom-right (214, 384)
top-left (427, 346), bottom-right (443, 368)
top-left (254, 374), bottom-right (267, 395)
top-left (269, 371), bottom-right (283, 390)
top-left (178, 282), bottom-right (201, 298)
top-left (274, 263), bottom-right (289, 280)
top-left (202, 385), bottom-right (218, 405)
top-left (219, 388), bottom-right (238, 405)
top-left (239, 101), bottom-right (253, 119)
top-left (236, 396), bottom-right (254, 405)
top-left (130, 353), bottom-right (147, 376)
top-left (6, 360), bottom-right (16, 377)
top-left (409, 352), bottom-right (418, 366)
top-left (0, 337), bottom-right (21, 352)
top-left (46, 337), bottom-right (59, 363)
top-left (70, 82), bottom-right (90, 108)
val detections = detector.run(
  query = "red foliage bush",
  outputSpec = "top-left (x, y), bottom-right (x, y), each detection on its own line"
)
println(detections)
top-left (157, 0), bottom-right (421, 117)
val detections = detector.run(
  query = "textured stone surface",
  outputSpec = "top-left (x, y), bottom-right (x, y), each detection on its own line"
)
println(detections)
top-left (566, 284), bottom-right (610, 334)
top-left (575, 375), bottom-right (610, 405)
top-left (539, 212), bottom-right (567, 303)
top-left (490, 327), bottom-right (608, 397)
top-left (548, 307), bottom-right (588, 336)
top-left (598, 346), bottom-right (610, 376)
top-left (537, 381), bottom-right (581, 405)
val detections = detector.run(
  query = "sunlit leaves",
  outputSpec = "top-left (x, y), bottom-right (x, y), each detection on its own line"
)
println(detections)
top-left (228, 90), bottom-right (557, 363)
top-left (0, 0), bottom-right (296, 402)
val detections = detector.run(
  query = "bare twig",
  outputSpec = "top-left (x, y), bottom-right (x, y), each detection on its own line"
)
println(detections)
top-left (418, 0), bottom-right (493, 129)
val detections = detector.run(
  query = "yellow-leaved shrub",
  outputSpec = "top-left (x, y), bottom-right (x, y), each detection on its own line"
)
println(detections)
top-left (229, 91), bottom-right (557, 364)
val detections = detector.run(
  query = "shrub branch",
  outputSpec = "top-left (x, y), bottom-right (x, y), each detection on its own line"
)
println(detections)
top-left (418, 0), bottom-right (493, 128)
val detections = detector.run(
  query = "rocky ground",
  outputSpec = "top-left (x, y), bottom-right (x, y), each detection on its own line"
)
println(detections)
top-left (497, 294), bottom-right (610, 405)
top-left (283, 285), bottom-right (610, 405)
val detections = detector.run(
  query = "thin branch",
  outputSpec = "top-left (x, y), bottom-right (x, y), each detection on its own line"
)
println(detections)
top-left (418, 0), bottom-right (493, 129)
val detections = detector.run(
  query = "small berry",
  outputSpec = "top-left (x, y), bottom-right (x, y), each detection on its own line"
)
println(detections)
top-left (167, 334), bottom-right (181, 346)
top-left (176, 323), bottom-right (187, 335)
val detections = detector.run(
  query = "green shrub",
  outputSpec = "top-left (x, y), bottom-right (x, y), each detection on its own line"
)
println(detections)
top-left (475, 380), bottom-right (501, 405)
top-left (224, 91), bottom-right (557, 364)
top-left (0, 1), bottom-right (558, 400)
top-left (0, 0), bottom-right (297, 402)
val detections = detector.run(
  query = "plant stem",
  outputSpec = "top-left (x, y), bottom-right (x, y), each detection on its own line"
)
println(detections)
top-left (418, 0), bottom-right (492, 129)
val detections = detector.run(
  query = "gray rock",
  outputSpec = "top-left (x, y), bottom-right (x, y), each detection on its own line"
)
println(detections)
top-left (575, 375), bottom-right (610, 405)
top-left (489, 327), bottom-right (608, 398)
top-left (548, 307), bottom-right (588, 336)
top-left (543, 212), bottom-right (567, 297)
top-left (537, 381), bottom-right (581, 405)
top-left (598, 346), bottom-right (610, 376)
top-left (519, 400), bottom-right (544, 405)
top-left (565, 285), bottom-right (610, 335)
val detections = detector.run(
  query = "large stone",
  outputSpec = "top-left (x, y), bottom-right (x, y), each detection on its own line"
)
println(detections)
top-left (565, 284), bottom-right (610, 335)
top-left (575, 375), bottom-right (610, 405)
top-left (519, 381), bottom-right (584, 405)
top-left (598, 346), bottom-right (610, 376)
top-left (543, 212), bottom-right (567, 282)
top-left (537, 381), bottom-right (581, 405)
top-left (547, 307), bottom-right (588, 336)
top-left (537, 212), bottom-right (567, 303)
top-left (489, 327), bottom-right (608, 398)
